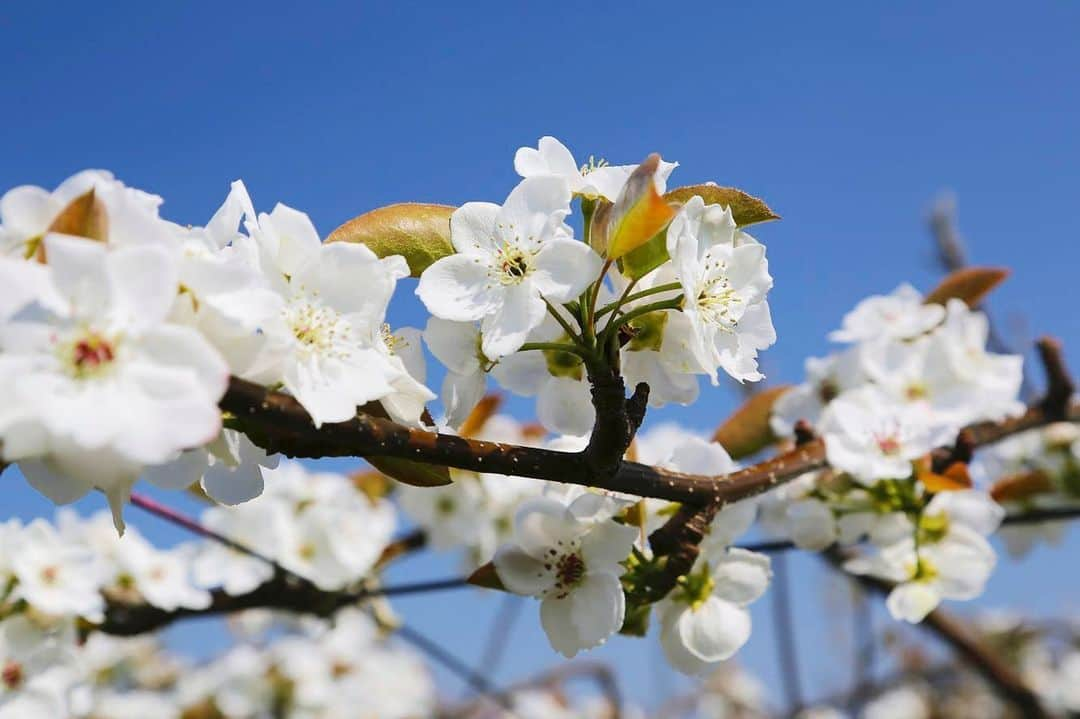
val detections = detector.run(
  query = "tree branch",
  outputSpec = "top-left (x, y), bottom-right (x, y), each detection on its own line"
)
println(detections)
top-left (822, 547), bottom-right (1049, 718)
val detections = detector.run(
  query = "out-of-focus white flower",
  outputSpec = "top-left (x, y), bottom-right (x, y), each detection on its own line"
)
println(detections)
top-left (514, 136), bottom-right (677, 202)
top-left (846, 490), bottom-right (1002, 623)
top-left (820, 387), bottom-right (952, 484)
top-left (494, 494), bottom-right (636, 657)
top-left (0, 615), bottom-right (75, 706)
top-left (11, 520), bottom-right (104, 621)
top-left (829, 283), bottom-right (943, 344)
top-left (417, 177), bottom-right (601, 359)
top-left (861, 685), bottom-right (931, 719)
top-left (771, 347), bottom-right (866, 437)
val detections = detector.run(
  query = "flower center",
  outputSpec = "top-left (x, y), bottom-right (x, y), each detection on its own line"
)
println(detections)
top-left (875, 434), bottom-right (902, 456)
top-left (553, 553), bottom-right (585, 596)
top-left (818, 378), bottom-right (840, 404)
top-left (905, 382), bottom-right (929, 401)
top-left (491, 243), bottom-right (535, 286)
top-left (2, 661), bottom-right (23, 690)
top-left (59, 330), bottom-right (118, 379)
top-left (40, 565), bottom-right (59, 584)
top-left (284, 296), bottom-right (351, 359)
top-left (694, 267), bottom-right (743, 332)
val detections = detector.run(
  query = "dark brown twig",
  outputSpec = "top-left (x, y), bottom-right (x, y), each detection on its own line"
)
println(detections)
top-left (822, 547), bottom-right (1049, 718)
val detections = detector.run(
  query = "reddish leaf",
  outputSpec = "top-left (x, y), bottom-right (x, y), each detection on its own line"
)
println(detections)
top-left (924, 267), bottom-right (1010, 308)
top-left (711, 386), bottom-right (792, 460)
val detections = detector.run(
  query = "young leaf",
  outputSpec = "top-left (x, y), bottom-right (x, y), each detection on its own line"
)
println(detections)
top-left (604, 154), bottom-right (677, 260)
top-left (989, 469), bottom-right (1054, 503)
top-left (924, 267), bottom-right (1010, 308)
top-left (365, 457), bottom-right (452, 488)
top-left (458, 393), bottom-right (504, 438)
top-left (664, 184), bottom-right (780, 227)
top-left (617, 226), bottom-right (670, 281)
top-left (917, 459), bottom-right (973, 493)
top-left (711, 386), bottom-right (792, 460)
top-left (618, 184), bottom-right (778, 280)
top-left (34, 189), bottom-right (110, 260)
top-left (326, 203), bottom-right (455, 277)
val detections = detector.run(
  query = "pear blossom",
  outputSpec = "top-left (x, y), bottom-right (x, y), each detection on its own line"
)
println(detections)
top-left (192, 502), bottom-right (284, 596)
top-left (666, 196), bottom-right (776, 385)
top-left (820, 387), bottom-right (952, 484)
top-left (829, 283), bottom-right (944, 343)
top-left (493, 494), bottom-right (637, 657)
top-left (11, 520), bottom-right (104, 621)
top-left (0, 616), bottom-right (74, 705)
top-left (0, 170), bottom-right (170, 258)
top-left (0, 236), bottom-right (229, 529)
top-left (417, 177), bottom-right (601, 359)
top-left (845, 490), bottom-right (1003, 622)
top-left (770, 347), bottom-right (866, 437)
top-left (237, 204), bottom-right (425, 426)
top-left (514, 135), bottom-right (678, 202)
top-left (658, 549), bottom-right (771, 674)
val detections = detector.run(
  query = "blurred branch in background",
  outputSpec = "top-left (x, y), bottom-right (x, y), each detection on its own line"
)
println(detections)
top-left (929, 192), bottom-right (1038, 401)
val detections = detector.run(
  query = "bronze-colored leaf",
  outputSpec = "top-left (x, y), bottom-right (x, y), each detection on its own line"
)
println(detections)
top-left (711, 386), bottom-right (792, 460)
top-left (918, 460), bottom-right (973, 493)
top-left (924, 267), bottom-right (1010, 308)
top-left (458, 393), bottom-right (504, 438)
top-left (37, 189), bottom-right (109, 260)
top-left (326, 203), bottom-right (455, 277)
top-left (664, 184), bottom-right (779, 227)
top-left (466, 561), bottom-right (506, 591)
top-left (990, 470), bottom-right (1054, 503)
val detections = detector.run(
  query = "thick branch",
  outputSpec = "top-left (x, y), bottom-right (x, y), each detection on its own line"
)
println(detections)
top-left (822, 548), bottom-right (1049, 718)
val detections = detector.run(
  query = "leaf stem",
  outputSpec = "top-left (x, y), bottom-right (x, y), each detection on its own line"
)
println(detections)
top-left (594, 282), bottom-right (682, 320)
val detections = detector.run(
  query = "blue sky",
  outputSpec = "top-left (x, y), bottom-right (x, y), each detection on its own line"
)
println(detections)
top-left (2, 1), bottom-right (1079, 712)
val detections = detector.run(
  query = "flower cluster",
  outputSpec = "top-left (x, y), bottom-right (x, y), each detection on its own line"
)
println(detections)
top-left (765, 283), bottom-right (1026, 621)
top-left (0, 172), bottom-right (424, 533)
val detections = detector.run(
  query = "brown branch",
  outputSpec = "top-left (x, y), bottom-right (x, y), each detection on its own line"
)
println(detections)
top-left (644, 338), bottom-right (1077, 607)
top-left (822, 547), bottom-right (1049, 718)
top-left (96, 574), bottom-right (470, 637)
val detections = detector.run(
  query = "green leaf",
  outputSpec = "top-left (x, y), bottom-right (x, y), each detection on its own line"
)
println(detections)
top-left (711, 386), bottom-right (792, 460)
top-left (366, 456), bottom-right (452, 488)
top-left (923, 267), bottom-right (1010, 308)
top-left (664, 184), bottom-right (780, 227)
top-left (326, 203), bottom-right (455, 277)
top-left (617, 226), bottom-right (670, 281)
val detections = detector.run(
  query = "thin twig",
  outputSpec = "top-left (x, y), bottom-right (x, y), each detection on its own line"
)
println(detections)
top-left (771, 552), bottom-right (803, 713)
top-left (822, 547), bottom-right (1049, 718)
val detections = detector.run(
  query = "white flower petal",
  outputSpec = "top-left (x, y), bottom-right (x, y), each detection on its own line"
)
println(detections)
top-left (416, 254), bottom-right (500, 322)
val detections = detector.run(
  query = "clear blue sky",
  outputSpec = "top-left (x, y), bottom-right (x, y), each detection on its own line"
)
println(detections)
top-left (2, 2), bottom-right (1078, 712)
